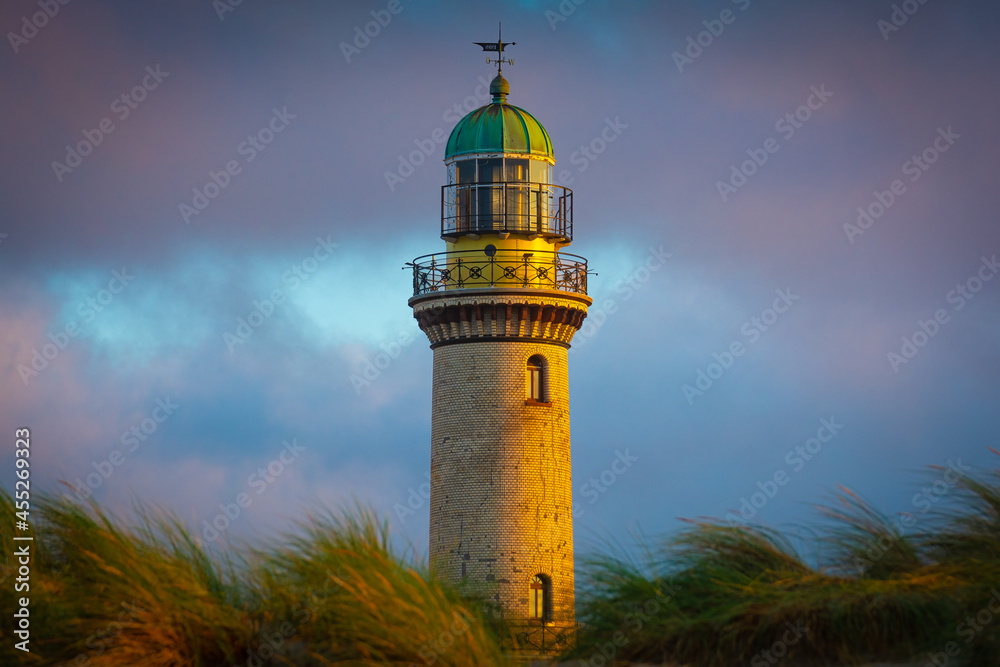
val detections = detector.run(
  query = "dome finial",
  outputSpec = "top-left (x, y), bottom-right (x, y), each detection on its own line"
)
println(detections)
top-left (490, 73), bottom-right (509, 103)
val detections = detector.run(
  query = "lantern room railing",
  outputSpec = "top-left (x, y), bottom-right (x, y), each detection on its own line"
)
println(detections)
top-left (408, 249), bottom-right (588, 296)
top-left (441, 182), bottom-right (573, 242)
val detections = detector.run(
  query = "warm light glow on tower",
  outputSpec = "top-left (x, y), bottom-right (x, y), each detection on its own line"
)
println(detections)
top-left (407, 30), bottom-right (590, 652)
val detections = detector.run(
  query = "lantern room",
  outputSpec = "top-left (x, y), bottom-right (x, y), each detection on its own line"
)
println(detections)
top-left (441, 74), bottom-right (573, 246)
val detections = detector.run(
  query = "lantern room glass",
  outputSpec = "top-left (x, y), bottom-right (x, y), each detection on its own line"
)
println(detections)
top-left (448, 157), bottom-right (555, 235)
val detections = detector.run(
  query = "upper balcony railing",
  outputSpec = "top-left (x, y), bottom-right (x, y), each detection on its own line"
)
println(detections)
top-left (408, 248), bottom-right (588, 297)
top-left (441, 182), bottom-right (573, 242)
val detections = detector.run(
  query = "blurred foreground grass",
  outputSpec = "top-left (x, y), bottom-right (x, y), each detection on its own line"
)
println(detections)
top-left (1, 457), bottom-right (998, 666)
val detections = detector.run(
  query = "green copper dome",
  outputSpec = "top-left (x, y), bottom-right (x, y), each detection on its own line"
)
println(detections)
top-left (444, 74), bottom-right (554, 161)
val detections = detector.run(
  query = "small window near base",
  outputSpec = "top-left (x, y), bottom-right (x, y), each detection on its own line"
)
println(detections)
top-left (529, 575), bottom-right (547, 620)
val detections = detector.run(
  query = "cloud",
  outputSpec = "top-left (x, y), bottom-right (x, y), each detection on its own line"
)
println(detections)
top-left (1, 0), bottom-right (998, 553)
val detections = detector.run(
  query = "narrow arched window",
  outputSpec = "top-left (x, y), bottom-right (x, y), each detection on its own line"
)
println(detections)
top-left (529, 575), bottom-right (546, 620)
top-left (526, 355), bottom-right (547, 403)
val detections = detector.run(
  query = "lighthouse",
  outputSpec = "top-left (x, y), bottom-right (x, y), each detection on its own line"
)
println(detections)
top-left (407, 31), bottom-right (590, 649)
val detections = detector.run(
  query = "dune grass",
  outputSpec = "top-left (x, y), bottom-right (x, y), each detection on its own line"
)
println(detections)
top-left (247, 505), bottom-right (506, 665)
top-left (0, 491), bottom-right (504, 667)
top-left (569, 459), bottom-right (1000, 666)
top-left (1, 457), bottom-right (997, 665)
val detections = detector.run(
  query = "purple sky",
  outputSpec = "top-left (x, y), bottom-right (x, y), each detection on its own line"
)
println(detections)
top-left (2, 0), bottom-right (998, 557)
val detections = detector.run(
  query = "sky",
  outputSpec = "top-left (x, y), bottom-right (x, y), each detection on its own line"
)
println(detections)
top-left (1, 0), bottom-right (998, 561)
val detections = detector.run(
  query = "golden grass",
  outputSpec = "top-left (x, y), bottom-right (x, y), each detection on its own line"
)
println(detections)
top-left (1, 457), bottom-right (997, 665)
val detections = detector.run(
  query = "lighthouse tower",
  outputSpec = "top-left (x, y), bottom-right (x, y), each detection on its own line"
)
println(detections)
top-left (407, 33), bottom-right (590, 648)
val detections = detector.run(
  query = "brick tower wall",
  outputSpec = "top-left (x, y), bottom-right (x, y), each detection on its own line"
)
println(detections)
top-left (429, 338), bottom-right (575, 623)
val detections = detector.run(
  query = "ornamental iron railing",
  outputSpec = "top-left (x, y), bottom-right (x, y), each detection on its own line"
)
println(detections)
top-left (408, 248), bottom-right (588, 296)
top-left (494, 620), bottom-right (577, 654)
top-left (441, 182), bottom-right (573, 242)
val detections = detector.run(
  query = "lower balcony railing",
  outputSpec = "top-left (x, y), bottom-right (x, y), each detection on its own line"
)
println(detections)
top-left (494, 620), bottom-right (578, 654)
top-left (407, 249), bottom-right (588, 297)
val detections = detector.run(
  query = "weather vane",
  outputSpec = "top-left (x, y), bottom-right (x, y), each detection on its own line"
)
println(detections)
top-left (475, 22), bottom-right (515, 74)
